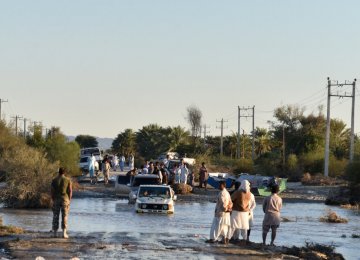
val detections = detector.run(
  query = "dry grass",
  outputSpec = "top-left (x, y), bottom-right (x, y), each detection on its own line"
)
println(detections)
top-left (340, 204), bottom-right (360, 210)
top-left (286, 242), bottom-right (345, 260)
top-left (0, 225), bottom-right (24, 236)
top-left (320, 210), bottom-right (348, 224)
top-left (302, 173), bottom-right (347, 186)
top-left (0, 217), bottom-right (23, 236)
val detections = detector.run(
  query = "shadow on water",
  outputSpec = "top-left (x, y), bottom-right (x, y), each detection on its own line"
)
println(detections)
top-left (0, 198), bottom-right (359, 259)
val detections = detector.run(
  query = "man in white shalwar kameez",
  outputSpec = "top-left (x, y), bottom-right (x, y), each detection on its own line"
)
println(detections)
top-left (228, 180), bottom-right (252, 242)
top-left (207, 181), bottom-right (233, 244)
top-left (247, 191), bottom-right (256, 241)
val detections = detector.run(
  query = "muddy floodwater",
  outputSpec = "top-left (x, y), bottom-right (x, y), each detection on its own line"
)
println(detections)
top-left (1, 198), bottom-right (360, 259)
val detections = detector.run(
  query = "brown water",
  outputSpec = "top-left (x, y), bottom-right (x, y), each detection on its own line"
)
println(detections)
top-left (1, 198), bottom-right (359, 259)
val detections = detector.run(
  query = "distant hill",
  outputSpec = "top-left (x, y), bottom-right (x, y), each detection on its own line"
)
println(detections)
top-left (67, 136), bottom-right (114, 150)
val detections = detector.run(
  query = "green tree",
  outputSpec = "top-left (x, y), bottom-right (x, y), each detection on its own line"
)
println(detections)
top-left (75, 135), bottom-right (98, 148)
top-left (26, 124), bottom-right (45, 148)
top-left (136, 124), bottom-right (171, 159)
top-left (44, 127), bottom-right (80, 176)
top-left (168, 126), bottom-right (190, 151)
top-left (330, 119), bottom-right (350, 159)
top-left (112, 129), bottom-right (137, 156)
top-left (255, 128), bottom-right (272, 156)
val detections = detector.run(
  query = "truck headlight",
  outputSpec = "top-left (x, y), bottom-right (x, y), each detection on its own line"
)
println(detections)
top-left (163, 204), bottom-right (168, 210)
top-left (141, 204), bottom-right (147, 209)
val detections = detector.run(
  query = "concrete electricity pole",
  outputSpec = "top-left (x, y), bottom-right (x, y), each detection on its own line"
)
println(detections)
top-left (237, 106), bottom-right (255, 160)
top-left (21, 118), bottom-right (27, 139)
top-left (11, 115), bottom-right (23, 136)
top-left (252, 106), bottom-right (255, 161)
top-left (0, 99), bottom-right (8, 121)
top-left (203, 124), bottom-right (210, 144)
top-left (324, 77), bottom-right (356, 177)
top-left (237, 106), bottom-right (241, 159)
top-left (217, 118), bottom-right (228, 156)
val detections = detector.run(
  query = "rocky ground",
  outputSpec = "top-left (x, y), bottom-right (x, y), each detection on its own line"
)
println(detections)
top-left (0, 231), bottom-right (344, 260)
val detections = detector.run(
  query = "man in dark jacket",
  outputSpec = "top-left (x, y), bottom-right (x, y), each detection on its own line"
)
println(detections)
top-left (51, 167), bottom-right (72, 238)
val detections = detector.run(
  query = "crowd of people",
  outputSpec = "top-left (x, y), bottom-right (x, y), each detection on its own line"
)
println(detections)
top-left (207, 180), bottom-right (282, 246)
top-left (51, 163), bottom-right (281, 246)
top-left (126, 157), bottom-right (193, 186)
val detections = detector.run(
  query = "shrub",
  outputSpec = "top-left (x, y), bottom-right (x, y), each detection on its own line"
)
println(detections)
top-left (329, 156), bottom-right (347, 178)
top-left (0, 122), bottom-right (58, 208)
top-left (345, 161), bottom-right (360, 184)
top-left (254, 152), bottom-right (282, 176)
top-left (233, 158), bottom-right (254, 175)
top-left (319, 210), bottom-right (348, 223)
top-left (299, 151), bottom-right (324, 174)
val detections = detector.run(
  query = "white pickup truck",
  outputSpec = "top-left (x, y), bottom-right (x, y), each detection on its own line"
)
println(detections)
top-left (132, 185), bottom-right (177, 214)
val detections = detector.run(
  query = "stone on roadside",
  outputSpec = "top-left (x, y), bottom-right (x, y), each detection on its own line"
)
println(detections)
top-left (172, 183), bottom-right (193, 194)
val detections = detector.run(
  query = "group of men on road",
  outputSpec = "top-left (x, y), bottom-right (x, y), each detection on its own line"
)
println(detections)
top-left (208, 179), bottom-right (282, 246)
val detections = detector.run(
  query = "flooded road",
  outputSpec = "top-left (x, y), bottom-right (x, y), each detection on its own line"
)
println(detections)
top-left (1, 198), bottom-right (359, 259)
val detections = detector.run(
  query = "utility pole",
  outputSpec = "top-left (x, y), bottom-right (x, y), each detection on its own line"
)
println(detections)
top-left (350, 79), bottom-right (357, 162)
top-left (0, 99), bottom-right (8, 121)
top-left (324, 77), bottom-right (356, 177)
top-left (21, 118), bottom-right (27, 139)
top-left (242, 129), bottom-right (245, 158)
top-left (203, 124), bottom-right (210, 139)
top-left (237, 106), bottom-right (240, 159)
top-left (237, 106), bottom-right (255, 160)
top-left (11, 115), bottom-right (23, 136)
top-left (252, 105), bottom-right (255, 161)
top-left (216, 118), bottom-right (228, 156)
top-left (203, 124), bottom-right (210, 144)
top-left (282, 125), bottom-right (286, 168)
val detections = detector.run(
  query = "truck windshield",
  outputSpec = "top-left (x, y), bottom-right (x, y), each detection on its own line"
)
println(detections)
top-left (138, 187), bottom-right (170, 198)
top-left (81, 148), bottom-right (101, 156)
top-left (132, 177), bottom-right (160, 187)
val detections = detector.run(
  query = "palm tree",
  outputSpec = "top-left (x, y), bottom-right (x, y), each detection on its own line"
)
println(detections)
top-left (255, 128), bottom-right (272, 156)
top-left (168, 126), bottom-right (190, 151)
top-left (330, 119), bottom-right (350, 158)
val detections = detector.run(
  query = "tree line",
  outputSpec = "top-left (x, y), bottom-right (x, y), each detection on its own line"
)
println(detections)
top-left (108, 104), bottom-right (360, 181)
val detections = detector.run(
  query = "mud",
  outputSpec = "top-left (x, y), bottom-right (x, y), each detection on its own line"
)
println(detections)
top-left (0, 231), bottom-right (339, 260)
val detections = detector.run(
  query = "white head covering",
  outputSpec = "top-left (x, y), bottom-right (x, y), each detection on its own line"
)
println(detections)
top-left (240, 180), bottom-right (250, 193)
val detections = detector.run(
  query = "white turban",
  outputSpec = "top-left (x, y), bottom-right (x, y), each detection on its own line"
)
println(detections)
top-left (240, 180), bottom-right (250, 193)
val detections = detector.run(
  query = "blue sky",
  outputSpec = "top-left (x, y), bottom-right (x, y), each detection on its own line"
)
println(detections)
top-left (1, 1), bottom-right (360, 137)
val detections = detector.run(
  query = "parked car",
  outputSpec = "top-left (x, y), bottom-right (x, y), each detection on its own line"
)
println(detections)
top-left (115, 173), bottom-right (161, 196)
top-left (80, 147), bottom-right (103, 169)
top-left (79, 155), bottom-right (99, 174)
top-left (132, 185), bottom-right (177, 214)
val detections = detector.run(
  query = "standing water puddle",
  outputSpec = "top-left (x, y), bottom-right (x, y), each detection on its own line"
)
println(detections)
top-left (1, 198), bottom-right (359, 259)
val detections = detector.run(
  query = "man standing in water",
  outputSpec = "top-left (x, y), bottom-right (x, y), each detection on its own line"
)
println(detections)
top-left (207, 180), bottom-right (232, 244)
top-left (199, 162), bottom-right (208, 189)
top-left (51, 167), bottom-right (72, 239)
top-left (262, 185), bottom-right (282, 246)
